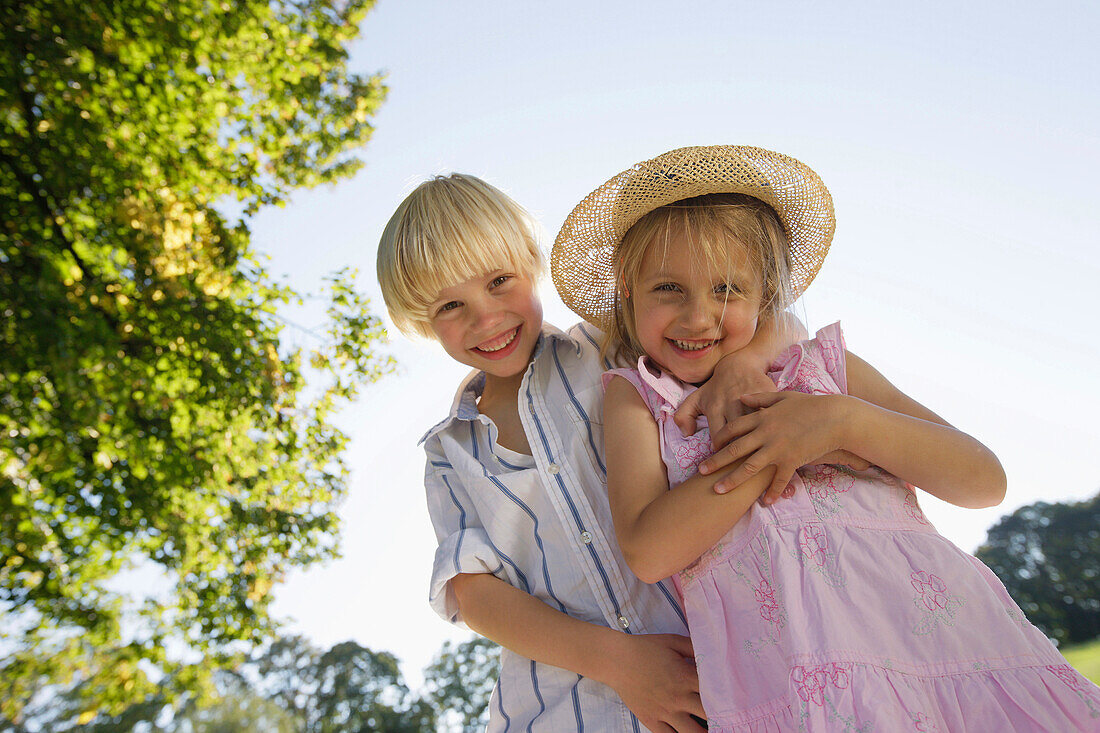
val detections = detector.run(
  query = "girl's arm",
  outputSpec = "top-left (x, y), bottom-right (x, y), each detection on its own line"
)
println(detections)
top-left (840, 351), bottom-right (1005, 507)
top-left (702, 350), bottom-right (1006, 508)
top-left (604, 374), bottom-right (775, 583)
top-left (450, 572), bottom-right (707, 733)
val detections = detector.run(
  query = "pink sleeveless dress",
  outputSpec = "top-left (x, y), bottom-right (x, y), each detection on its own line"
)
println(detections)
top-left (604, 323), bottom-right (1100, 732)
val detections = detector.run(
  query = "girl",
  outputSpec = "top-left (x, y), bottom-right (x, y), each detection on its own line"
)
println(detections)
top-left (551, 145), bottom-right (1100, 731)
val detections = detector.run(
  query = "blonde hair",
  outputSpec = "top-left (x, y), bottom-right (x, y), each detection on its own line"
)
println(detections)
top-left (601, 193), bottom-right (793, 365)
top-left (376, 174), bottom-right (544, 338)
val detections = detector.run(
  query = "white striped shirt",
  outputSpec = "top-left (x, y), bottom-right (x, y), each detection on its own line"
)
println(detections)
top-left (422, 323), bottom-right (689, 732)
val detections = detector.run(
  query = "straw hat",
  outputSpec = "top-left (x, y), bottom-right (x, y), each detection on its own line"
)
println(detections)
top-left (551, 145), bottom-right (835, 333)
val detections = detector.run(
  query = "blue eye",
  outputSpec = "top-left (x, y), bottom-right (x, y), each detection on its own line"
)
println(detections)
top-left (655, 283), bottom-right (680, 293)
top-left (715, 282), bottom-right (744, 296)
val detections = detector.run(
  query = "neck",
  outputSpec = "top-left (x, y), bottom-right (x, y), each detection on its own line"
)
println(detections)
top-left (481, 369), bottom-right (525, 407)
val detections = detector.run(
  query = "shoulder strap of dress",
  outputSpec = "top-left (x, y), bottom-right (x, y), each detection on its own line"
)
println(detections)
top-left (810, 321), bottom-right (848, 394)
top-left (601, 368), bottom-right (665, 419)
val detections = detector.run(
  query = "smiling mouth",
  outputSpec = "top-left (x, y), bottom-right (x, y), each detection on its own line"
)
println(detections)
top-left (669, 338), bottom-right (719, 351)
top-left (475, 326), bottom-right (519, 353)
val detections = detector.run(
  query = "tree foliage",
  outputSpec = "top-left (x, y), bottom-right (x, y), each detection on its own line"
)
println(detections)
top-left (0, 0), bottom-right (388, 722)
top-left (976, 491), bottom-right (1100, 646)
top-left (423, 637), bottom-right (500, 733)
top-left (3, 636), bottom-right (460, 732)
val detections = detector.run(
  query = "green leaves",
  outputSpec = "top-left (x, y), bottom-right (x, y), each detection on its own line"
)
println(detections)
top-left (976, 492), bottom-right (1100, 646)
top-left (1, 0), bottom-right (389, 723)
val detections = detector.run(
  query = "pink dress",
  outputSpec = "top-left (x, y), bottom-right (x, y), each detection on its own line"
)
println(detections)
top-left (604, 323), bottom-right (1100, 732)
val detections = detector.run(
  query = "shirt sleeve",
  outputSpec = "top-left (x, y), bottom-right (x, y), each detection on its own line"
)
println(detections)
top-left (423, 440), bottom-right (504, 627)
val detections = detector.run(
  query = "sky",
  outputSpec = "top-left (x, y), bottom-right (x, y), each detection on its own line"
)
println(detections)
top-left (248, 0), bottom-right (1100, 689)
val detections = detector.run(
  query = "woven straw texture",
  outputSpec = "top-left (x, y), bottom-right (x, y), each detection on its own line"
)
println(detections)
top-left (552, 145), bottom-right (835, 332)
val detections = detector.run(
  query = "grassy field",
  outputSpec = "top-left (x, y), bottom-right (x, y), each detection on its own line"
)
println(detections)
top-left (1063, 637), bottom-right (1100, 685)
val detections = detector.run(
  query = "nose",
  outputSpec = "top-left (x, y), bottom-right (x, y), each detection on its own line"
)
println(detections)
top-left (468, 296), bottom-right (504, 332)
top-left (680, 295), bottom-right (718, 331)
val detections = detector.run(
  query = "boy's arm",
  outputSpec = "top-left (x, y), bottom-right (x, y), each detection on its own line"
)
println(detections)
top-left (673, 312), bottom-right (805, 440)
top-left (451, 572), bottom-right (707, 733)
top-left (605, 375), bottom-right (774, 583)
top-left (701, 351), bottom-right (1006, 508)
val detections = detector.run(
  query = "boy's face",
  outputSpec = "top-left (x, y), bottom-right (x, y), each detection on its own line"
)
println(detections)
top-left (428, 269), bottom-right (543, 380)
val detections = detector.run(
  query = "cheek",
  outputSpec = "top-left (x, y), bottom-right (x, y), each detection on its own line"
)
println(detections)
top-left (431, 320), bottom-right (466, 353)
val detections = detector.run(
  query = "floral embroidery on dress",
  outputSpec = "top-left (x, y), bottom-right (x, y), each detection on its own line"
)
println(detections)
top-left (792, 662), bottom-right (852, 707)
top-left (817, 336), bottom-right (842, 380)
top-left (911, 570), bottom-right (965, 635)
top-left (674, 431), bottom-right (711, 470)
top-left (903, 490), bottom-right (931, 525)
top-left (910, 711), bottom-right (940, 731)
top-left (728, 539), bottom-right (787, 657)
top-left (1047, 664), bottom-right (1100, 717)
top-left (802, 464), bottom-right (854, 517)
top-left (1003, 603), bottom-right (1029, 629)
top-left (794, 524), bottom-right (845, 587)
top-left (791, 662), bottom-right (871, 731)
top-left (785, 358), bottom-right (834, 396)
top-left (799, 525), bottom-right (828, 566)
top-left (754, 579), bottom-right (782, 625)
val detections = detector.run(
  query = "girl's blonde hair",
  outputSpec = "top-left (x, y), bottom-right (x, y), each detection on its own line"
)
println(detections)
top-left (601, 193), bottom-right (793, 365)
top-left (376, 174), bottom-right (544, 338)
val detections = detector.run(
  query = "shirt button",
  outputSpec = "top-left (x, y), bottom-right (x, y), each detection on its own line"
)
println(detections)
top-left (580, 531), bottom-right (592, 544)
top-left (547, 463), bottom-right (560, 474)
top-left (617, 615), bottom-right (630, 630)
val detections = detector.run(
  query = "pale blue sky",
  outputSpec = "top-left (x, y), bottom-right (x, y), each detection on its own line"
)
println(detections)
top-left (250, 0), bottom-right (1099, 687)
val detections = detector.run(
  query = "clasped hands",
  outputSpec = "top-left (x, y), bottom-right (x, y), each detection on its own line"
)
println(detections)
top-left (673, 354), bottom-right (870, 505)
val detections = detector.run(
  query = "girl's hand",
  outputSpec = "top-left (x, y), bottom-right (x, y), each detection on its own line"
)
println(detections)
top-left (700, 391), bottom-right (856, 501)
top-left (673, 348), bottom-right (776, 439)
top-left (601, 632), bottom-right (707, 733)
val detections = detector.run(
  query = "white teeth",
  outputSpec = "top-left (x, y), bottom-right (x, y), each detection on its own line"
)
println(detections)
top-left (672, 338), bottom-right (717, 351)
top-left (477, 328), bottom-right (517, 352)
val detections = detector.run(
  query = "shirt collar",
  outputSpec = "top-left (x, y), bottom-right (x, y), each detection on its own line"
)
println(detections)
top-left (418, 323), bottom-right (578, 445)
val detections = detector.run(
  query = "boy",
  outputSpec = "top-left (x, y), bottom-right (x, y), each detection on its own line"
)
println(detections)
top-left (376, 173), bottom-right (786, 732)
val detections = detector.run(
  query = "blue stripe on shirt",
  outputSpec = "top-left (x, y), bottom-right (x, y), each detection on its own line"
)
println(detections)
top-left (469, 421), bottom-right (479, 460)
top-left (571, 676), bottom-right (584, 732)
top-left (497, 676), bottom-right (512, 732)
top-left (441, 474), bottom-right (467, 577)
top-left (526, 387), bottom-right (628, 625)
top-left (493, 450), bottom-right (528, 470)
top-left (577, 323), bottom-right (612, 370)
top-left (444, 473), bottom-right (529, 591)
top-left (528, 660), bottom-right (545, 732)
top-left (655, 579), bottom-right (689, 628)
top-left (484, 471), bottom-right (568, 614)
top-left (551, 346), bottom-right (606, 477)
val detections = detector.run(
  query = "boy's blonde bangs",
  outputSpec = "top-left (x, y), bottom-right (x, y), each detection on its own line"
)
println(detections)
top-left (377, 174), bottom-right (544, 338)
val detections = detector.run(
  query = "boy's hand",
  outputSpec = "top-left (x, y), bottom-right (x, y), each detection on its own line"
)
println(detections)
top-left (701, 391), bottom-right (867, 500)
top-left (602, 633), bottom-right (707, 733)
top-left (673, 348), bottom-right (776, 440)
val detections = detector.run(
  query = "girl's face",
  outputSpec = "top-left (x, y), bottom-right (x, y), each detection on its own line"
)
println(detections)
top-left (630, 229), bottom-right (763, 385)
top-left (429, 268), bottom-right (543, 381)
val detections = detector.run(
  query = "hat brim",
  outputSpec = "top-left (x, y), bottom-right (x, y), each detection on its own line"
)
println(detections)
top-left (552, 145), bottom-right (835, 333)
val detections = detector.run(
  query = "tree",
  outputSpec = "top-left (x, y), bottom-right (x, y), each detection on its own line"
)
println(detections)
top-left (3, 636), bottom-right (435, 733)
top-left (975, 492), bottom-right (1100, 646)
top-left (423, 637), bottom-right (501, 733)
top-left (0, 0), bottom-right (388, 722)
top-left (254, 636), bottom-right (436, 733)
